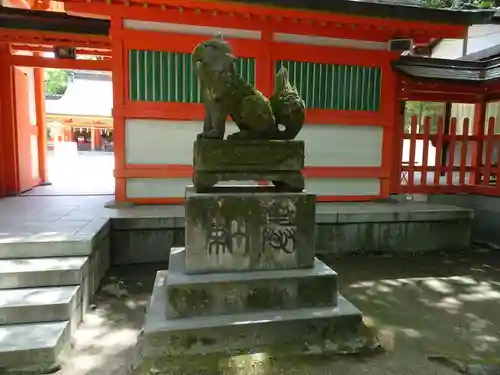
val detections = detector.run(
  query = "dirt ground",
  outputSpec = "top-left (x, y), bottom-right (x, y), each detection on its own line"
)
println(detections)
top-left (58, 247), bottom-right (500, 375)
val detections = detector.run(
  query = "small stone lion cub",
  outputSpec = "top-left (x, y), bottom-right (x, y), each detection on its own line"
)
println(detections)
top-left (192, 34), bottom-right (278, 140)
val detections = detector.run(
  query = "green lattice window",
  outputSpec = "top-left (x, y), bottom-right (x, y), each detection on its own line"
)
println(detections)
top-left (275, 61), bottom-right (382, 111)
top-left (129, 50), bottom-right (256, 102)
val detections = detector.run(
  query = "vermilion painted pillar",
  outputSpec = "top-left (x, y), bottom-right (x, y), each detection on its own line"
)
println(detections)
top-left (90, 128), bottom-right (97, 150)
top-left (110, 15), bottom-right (126, 203)
top-left (63, 127), bottom-right (72, 142)
top-left (0, 43), bottom-right (18, 195)
top-left (470, 102), bottom-right (486, 185)
top-left (34, 60), bottom-right (49, 183)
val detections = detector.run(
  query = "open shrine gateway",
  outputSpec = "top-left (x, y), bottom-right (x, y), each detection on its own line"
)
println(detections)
top-left (0, 0), bottom-right (497, 204)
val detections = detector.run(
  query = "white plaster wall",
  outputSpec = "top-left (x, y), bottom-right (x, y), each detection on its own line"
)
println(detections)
top-left (123, 20), bottom-right (261, 39)
top-left (127, 178), bottom-right (191, 198)
top-left (431, 38), bottom-right (464, 59)
top-left (432, 24), bottom-right (500, 60)
top-left (273, 33), bottom-right (387, 51)
top-left (296, 125), bottom-right (382, 167)
top-left (125, 119), bottom-right (383, 167)
top-left (306, 178), bottom-right (380, 196)
top-left (466, 24), bottom-right (500, 56)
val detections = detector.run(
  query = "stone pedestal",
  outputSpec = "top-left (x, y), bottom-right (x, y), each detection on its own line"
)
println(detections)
top-left (132, 185), bottom-right (367, 374)
top-left (185, 187), bottom-right (315, 273)
top-left (193, 139), bottom-right (305, 192)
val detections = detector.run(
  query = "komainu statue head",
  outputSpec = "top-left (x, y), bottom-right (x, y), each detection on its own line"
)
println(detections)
top-left (192, 33), bottom-right (236, 75)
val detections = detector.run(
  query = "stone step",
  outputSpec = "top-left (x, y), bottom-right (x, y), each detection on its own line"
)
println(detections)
top-left (138, 270), bottom-right (362, 357)
top-left (0, 257), bottom-right (88, 289)
top-left (166, 249), bottom-right (338, 318)
top-left (0, 321), bottom-right (69, 367)
top-left (0, 286), bottom-right (81, 325)
top-left (0, 240), bottom-right (93, 260)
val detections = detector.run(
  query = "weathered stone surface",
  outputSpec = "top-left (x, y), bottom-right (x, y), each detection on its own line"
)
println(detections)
top-left (111, 229), bottom-right (174, 265)
top-left (315, 219), bottom-right (471, 254)
top-left (0, 322), bottom-right (70, 368)
top-left (184, 187), bottom-right (315, 274)
top-left (165, 248), bottom-right (337, 318)
top-left (136, 271), bottom-right (362, 358)
top-left (193, 139), bottom-right (305, 172)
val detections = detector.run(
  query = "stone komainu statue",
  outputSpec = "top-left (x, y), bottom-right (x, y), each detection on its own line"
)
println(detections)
top-left (192, 34), bottom-right (305, 140)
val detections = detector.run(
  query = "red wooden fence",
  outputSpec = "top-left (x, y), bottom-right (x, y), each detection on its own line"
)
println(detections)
top-left (397, 115), bottom-right (500, 196)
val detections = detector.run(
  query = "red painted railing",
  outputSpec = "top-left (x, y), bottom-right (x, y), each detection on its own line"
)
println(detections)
top-left (398, 115), bottom-right (500, 196)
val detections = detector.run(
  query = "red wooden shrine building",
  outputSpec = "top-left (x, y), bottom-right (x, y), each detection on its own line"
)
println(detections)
top-left (0, 0), bottom-right (498, 204)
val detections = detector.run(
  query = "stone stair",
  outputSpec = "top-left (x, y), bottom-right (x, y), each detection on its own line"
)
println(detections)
top-left (0, 256), bottom-right (89, 368)
top-left (0, 227), bottom-right (110, 370)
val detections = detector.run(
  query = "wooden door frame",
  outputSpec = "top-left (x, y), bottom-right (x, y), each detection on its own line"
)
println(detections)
top-left (0, 31), bottom-right (112, 196)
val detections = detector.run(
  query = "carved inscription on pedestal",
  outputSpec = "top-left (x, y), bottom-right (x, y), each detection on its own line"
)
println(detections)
top-left (206, 218), bottom-right (248, 256)
top-left (261, 200), bottom-right (297, 255)
top-left (185, 190), bottom-right (315, 273)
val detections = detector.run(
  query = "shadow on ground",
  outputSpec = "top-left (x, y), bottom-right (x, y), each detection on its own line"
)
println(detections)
top-left (59, 248), bottom-right (500, 375)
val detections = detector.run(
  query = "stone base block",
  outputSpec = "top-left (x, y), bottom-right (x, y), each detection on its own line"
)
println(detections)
top-left (136, 270), bottom-right (362, 359)
top-left (166, 248), bottom-right (338, 318)
top-left (193, 139), bottom-right (305, 172)
top-left (185, 187), bottom-right (316, 274)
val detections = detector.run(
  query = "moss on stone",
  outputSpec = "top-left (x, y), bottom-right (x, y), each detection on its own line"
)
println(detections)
top-left (246, 286), bottom-right (286, 310)
top-left (169, 287), bottom-right (212, 317)
top-left (193, 139), bottom-right (305, 172)
top-left (131, 327), bottom-right (383, 375)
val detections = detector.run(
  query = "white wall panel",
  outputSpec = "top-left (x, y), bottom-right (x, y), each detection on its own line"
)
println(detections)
top-left (123, 20), bottom-right (261, 39)
top-left (306, 178), bottom-right (380, 196)
top-left (125, 119), bottom-right (383, 167)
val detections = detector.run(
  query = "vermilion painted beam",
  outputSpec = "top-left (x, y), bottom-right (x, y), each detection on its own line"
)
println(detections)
top-left (272, 42), bottom-right (394, 67)
top-left (120, 101), bottom-right (388, 126)
top-left (0, 28), bottom-right (111, 49)
top-left (11, 45), bottom-right (112, 56)
top-left (6, 54), bottom-right (112, 70)
top-left (121, 29), bottom-right (261, 57)
top-left (64, 2), bottom-right (438, 43)
top-left (62, 0), bottom-right (467, 40)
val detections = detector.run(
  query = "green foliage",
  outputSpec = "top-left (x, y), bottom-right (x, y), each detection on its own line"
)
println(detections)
top-left (421, 0), bottom-right (497, 8)
top-left (404, 101), bottom-right (446, 133)
top-left (44, 69), bottom-right (68, 95)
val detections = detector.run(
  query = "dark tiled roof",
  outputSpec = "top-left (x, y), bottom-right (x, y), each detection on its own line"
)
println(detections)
top-left (392, 55), bottom-right (500, 83)
top-left (236, 0), bottom-right (496, 25)
top-left (0, 6), bottom-right (109, 35)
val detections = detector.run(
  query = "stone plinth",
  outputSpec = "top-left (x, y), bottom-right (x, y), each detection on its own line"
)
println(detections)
top-left (166, 248), bottom-right (338, 318)
top-left (185, 187), bottom-right (315, 274)
top-left (136, 270), bottom-right (363, 358)
top-left (193, 139), bottom-right (304, 171)
top-left (193, 139), bottom-right (305, 192)
top-left (131, 186), bottom-right (367, 374)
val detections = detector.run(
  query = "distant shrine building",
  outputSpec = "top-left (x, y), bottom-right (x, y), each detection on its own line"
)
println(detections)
top-left (46, 70), bottom-right (113, 151)
top-left (0, 0), bottom-right (498, 203)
